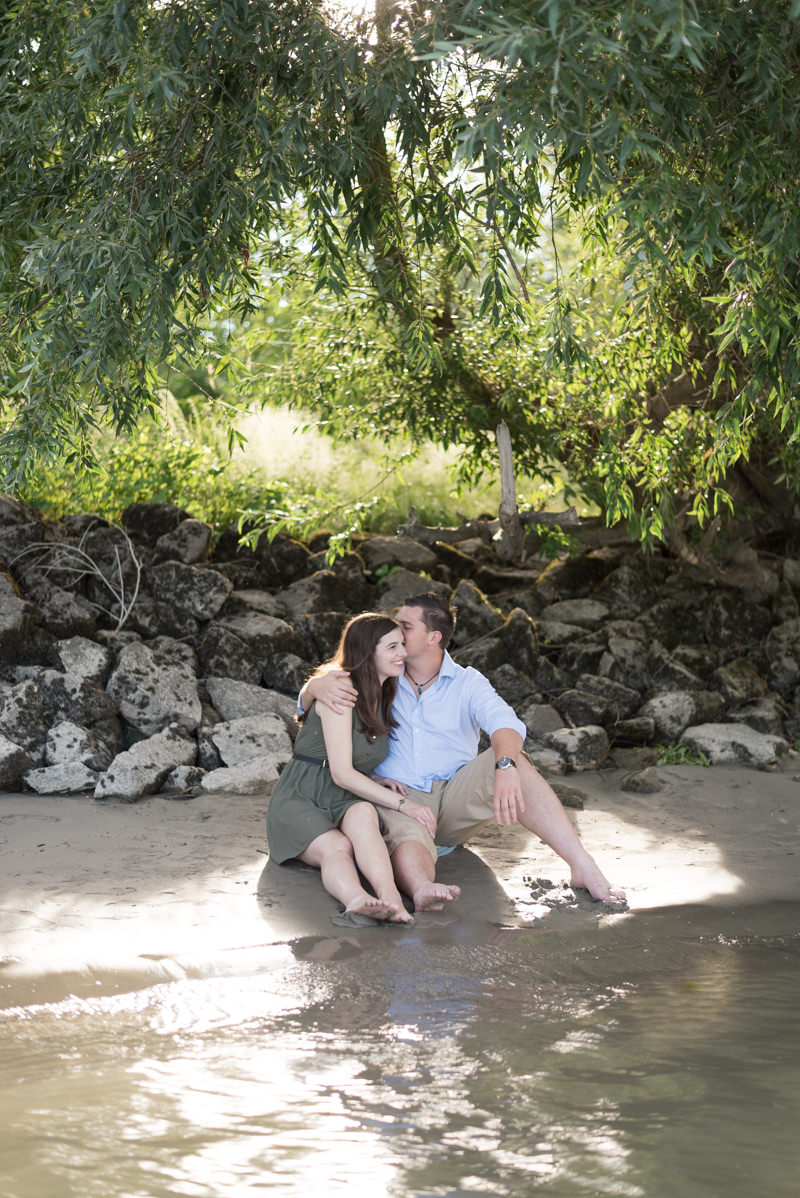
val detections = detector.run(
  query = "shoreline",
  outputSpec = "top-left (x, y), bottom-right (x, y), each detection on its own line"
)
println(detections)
top-left (2, 761), bottom-right (799, 1010)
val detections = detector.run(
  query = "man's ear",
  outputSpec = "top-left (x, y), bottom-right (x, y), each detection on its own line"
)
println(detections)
top-left (429, 629), bottom-right (442, 645)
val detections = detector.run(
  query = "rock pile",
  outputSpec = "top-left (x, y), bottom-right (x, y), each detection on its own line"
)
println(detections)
top-left (2, 494), bottom-right (799, 799)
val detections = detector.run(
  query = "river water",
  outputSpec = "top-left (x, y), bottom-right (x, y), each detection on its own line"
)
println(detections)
top-left (1, 899), bottom-right (798, 1198)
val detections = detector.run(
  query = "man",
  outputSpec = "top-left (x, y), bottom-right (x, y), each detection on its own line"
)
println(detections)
top-left (301, 593), bottom-right (625, 912)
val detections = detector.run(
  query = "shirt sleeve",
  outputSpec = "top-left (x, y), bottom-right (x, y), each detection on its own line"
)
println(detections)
top-left (464, 668), bottom-right (527, 740)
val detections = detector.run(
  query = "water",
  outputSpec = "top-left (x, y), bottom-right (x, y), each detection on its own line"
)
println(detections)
top-left (1, 906), bottom-right (798, 1198)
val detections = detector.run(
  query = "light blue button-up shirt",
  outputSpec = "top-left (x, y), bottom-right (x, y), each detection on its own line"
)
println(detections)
top-left (373, 651), bottom-right (527, 792)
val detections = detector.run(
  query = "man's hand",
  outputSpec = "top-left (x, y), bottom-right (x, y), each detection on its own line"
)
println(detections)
top-left (493, 766), bottom-right (525, 826)
top-left (309, 669), bottom-right (357, 714)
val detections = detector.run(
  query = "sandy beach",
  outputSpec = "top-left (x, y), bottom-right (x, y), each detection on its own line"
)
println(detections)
top-left (2, 760), bottom-right (799, 1010)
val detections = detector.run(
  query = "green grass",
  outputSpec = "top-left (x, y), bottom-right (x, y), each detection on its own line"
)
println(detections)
top-left (17, 401), bottom-right (590, 544)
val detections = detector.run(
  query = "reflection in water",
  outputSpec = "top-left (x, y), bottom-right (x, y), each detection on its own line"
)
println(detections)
top-left (1, 911), bottom-right (799, 1198)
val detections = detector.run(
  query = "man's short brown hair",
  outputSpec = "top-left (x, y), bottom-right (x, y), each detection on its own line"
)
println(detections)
top-left (402, 592), bottom-right (457, 649)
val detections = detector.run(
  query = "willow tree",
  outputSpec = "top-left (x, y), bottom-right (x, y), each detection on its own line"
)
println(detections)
top-left (2, 0), bottom-right (800, 551)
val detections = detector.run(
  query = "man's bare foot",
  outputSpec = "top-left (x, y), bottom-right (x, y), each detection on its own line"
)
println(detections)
top-left (412, 882), bottom-right (462, 912)
top-left (570, 864), bottom-right (626, 903)
top-left (344, 896), bottom-right (399, 921)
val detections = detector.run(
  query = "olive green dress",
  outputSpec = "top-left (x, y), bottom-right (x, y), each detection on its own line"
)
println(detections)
top-left (266, 702), bottom-right (389, 864)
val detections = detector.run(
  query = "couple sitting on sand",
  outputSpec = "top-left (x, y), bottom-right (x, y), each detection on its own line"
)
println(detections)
top-left (267, 592), bottom-right (625, 923)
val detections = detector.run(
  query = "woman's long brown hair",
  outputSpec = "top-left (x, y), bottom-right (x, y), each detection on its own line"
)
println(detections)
top-left (308, 613), bottom-right (401, 739)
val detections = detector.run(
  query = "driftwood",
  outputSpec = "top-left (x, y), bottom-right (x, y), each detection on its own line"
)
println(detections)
top-left (398, 504), bottom-right (580, 548)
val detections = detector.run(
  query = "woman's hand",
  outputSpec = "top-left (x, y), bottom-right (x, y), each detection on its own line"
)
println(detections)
top-left (373, 776), bottom-right (409, 796)
top-left (400, 800), bottom-right (437, 838)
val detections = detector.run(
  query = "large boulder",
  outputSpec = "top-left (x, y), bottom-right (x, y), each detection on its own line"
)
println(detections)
top-left (205, 677), bottom-right (298, 728)
top-left (0, 679), bottom-right (48, 756)
top-left (147, 561), bottom-right (233, 622)
top-left (106, 641), bottom-right (201, 736)
top-left (94, 724), bottom-right (197, 799)
top-left (210, 713), bottom-right (293, 767)
top-left (24, 762), bottom-right (99, 795)
top-left (0, 570), bottom-right (42, 666)
top-left (680, 722), bottom-right (788, 767)
top-left (154, 518), bottom-right (213, 564)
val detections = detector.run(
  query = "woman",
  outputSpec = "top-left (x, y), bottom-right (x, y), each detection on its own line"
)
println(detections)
top-left (267, 613), bottom-right (437, 923)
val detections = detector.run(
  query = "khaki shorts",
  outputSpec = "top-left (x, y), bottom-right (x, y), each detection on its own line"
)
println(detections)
top-left (379, 748), bottom-right (496, 863)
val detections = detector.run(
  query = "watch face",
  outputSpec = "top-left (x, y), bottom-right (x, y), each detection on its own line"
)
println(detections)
top-left (496, 756), bottom-right (513, 769)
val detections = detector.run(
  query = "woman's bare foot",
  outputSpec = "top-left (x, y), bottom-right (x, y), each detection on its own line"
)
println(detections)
top-left (344, 896), bottom-right (399, 921)
top-left (570, 863), bottom-right (626, 903)
top-left (412, 882), bottom-right (462, 912)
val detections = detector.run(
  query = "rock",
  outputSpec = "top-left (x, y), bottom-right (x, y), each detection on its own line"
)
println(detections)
top-left (376, 568), bottom-right (450, 612)
top-left (24, 762), bottom-right (99, 794)
top-left (449, 580), bottom-right (504, 645)
top-left (122, 502), bottom-right (193, 546)
top-left (575, 673), bottom-right (641, 719)
top-left (154, 518), bottom-right (213, 563)
top-left (518, 702), bottom-right (565, 739)
top-left (554, 689), bottom-right (610, 727)
top-left (646, 641), bottom-right (706, 692)
top-left (542, 725), bottom-right (609, 769)
top-left (679, 722), bottom-right (788, 767)
top-left (0, 570), bottom-right (41, 666)
top-left (45, 720), bottom-right (114, 771)
top-left (106, 641), bottom-right (201, 736)
top-left (725, 697), bottom-right (787, 737)
top-left (637, 691), bottom-right (697, 743)
top-left (212, 610), bottom-right (308, 660)
top-left (709, 658), bottom-right (767, 705)
top-left (534, 553), bottom-right (620, 604)
top-left (608, 716), bottom-right (656, 746)
top-left (94, 724), bottom-right (197, 799)
top-left (360, 534), bottom-right (439, 574)
top-left (0, 679), bottom-right (47, 756)
top-left (294, 611), bottom-right (350, 661)
top-left (197, 624), bottom-right (262, 684)
top-left (0, 494), bottom-right (51, 561)
top-left (144, 636), bottom-right (198, 673)
top-left (486, 663), bottom-right (540, 709)
top-left (539, 598), bottom-right (611, 628)
top-left (221, 589), bottom-right (288, 618)
top-left (200, 755), bottom-right (284, 794)
top-left (703, 591), bottom-right (773, 652)
top-left (147, 561), bottom-right (233, 622)
top-left (550, 781), bottom-right (586, 809)
top-left (262, 653), bottom-right (313, 696)
top-left (35, 669), bottom-right (120, 727)
top-left (592, 562), bottom-right (659, 618)
top-left (252, 533), bottom-right (312, 587)
top-left (783, 558), bottom-right (800, 590)
top-left (55, 636), bottom-right (113, 683)
top-left (0, 733), bottom-right (33, 789)
top-left (451, 636), bottom-right (505, 675)
top-left (524, 746), bottom-right (568, 773)
top-left (125, 596), bottom-right (201, 640)
top-left (205, 677), bottom-right (298, 728)
top-left (621, 767), bottom-right (663, 794)
top-left (161, 765), bottom-right (205, 793)
top-left (210, 713), bottom-right (293, 767)
top-left (535, 619), bottom-right (596, 649)
top-left (25, 581), bottom-right (97, 639)
top-left (274, 569), bottom-right (354, 617)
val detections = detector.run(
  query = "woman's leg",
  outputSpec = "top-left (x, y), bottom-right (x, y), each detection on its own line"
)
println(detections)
top-left (340, 803), bottom-right (413, 923)
top-left (299, 826), bottom-right (400, 920)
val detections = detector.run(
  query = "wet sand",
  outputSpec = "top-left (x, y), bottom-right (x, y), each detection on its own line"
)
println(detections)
top-left (2, 761), bottom-right (799, 1009)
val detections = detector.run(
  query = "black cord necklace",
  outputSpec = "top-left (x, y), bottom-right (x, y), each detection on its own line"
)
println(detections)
top-left (405, 667), bottom-right (440, 695)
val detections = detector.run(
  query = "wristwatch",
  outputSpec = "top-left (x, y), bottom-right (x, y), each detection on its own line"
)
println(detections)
top-left (495, 755), bottom-right (516, 770)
